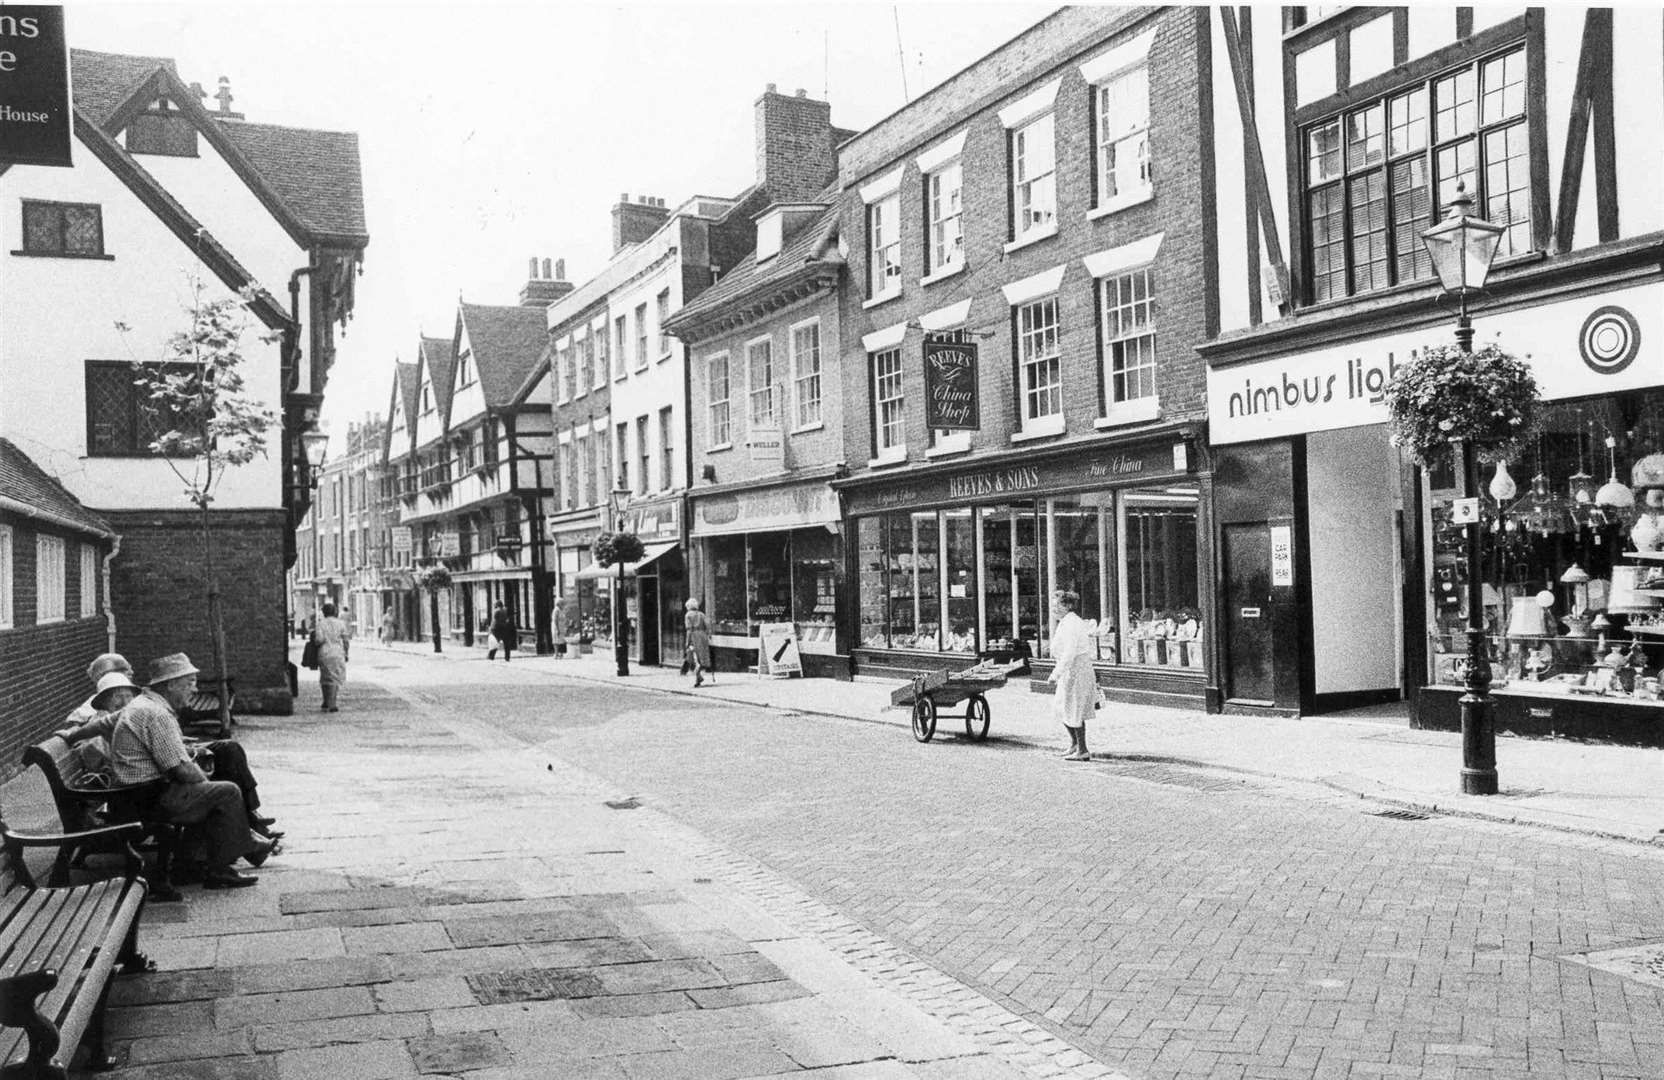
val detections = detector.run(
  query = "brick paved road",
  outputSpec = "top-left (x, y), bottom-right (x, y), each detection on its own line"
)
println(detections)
top-left (424, 666), bottom-right (1664, 1080)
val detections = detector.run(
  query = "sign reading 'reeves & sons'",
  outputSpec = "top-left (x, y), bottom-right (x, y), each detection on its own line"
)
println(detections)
top-left (0, 7), bottom-right (71, 168)
top-left (923, 336), bottom-right (978, 431)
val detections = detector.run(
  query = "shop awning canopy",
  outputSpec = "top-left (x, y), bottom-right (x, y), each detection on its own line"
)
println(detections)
top-left (574, 540), bottom-right (678, 580)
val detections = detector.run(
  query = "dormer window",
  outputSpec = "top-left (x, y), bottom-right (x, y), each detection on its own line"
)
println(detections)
top-left (756, 211), bottom-right (784, 262)
top-left (126, 99), bottom-right (198, 157)
top-left (456, 350), bottom-right (475, 388)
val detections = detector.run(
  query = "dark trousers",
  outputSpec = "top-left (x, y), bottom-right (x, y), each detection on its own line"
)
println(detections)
top-left (159, 780), bottom-right (255, 869)
top-left (203, 740), bottom-right (260, 815)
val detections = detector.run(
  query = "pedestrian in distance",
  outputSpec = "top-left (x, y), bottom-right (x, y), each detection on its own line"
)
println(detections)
top-left (683, 597), bottom-right (713, 687)
top-left (110, 652), bottom-right (274, 890)
top-left (1048, 590), bottom-right (1100, 762)
top-left (311, 602), bottom-right (351, 711)
top-left (488, 601), bottom-right (515, 662)
top-left (379, 605), bottom-right (395, 644)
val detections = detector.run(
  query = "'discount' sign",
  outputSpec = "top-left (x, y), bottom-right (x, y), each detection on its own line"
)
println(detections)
top-left (0, 7), bottom-right (72, 168)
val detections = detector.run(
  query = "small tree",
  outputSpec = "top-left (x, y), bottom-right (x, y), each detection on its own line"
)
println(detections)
top-left (125, 282), bottom-right (276, 727)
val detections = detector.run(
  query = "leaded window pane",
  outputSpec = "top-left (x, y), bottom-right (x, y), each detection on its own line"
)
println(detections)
top-left (1348, 173), bottom-right (1389, 294)
top-left (1480, 49), bottom-right (1526, 125)
top-left (22, 203), bottom-right (60, 253)
top-left (1308, 120), bottom-right (1342, 184)
top-left (1345, 104), bottom-right (1385, 172)
top-left (1390, 157), bottom-right (1433, 282)
top-left (1388, 87), bottom-right (1428, 156)
top-left (1434, 67), bottom-right (1477, 142)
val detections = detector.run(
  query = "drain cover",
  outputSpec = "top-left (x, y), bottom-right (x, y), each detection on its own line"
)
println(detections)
top-left (1371, 809), bottom-right (1430, 821)
top-left (1563, 943), bottom-right (1664, 989)
top-left (604, 796), bottom-right (642, 811)
top-left (467, 967), bottom-right (603, 1004)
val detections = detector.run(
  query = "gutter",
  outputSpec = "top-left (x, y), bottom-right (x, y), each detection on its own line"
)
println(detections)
top-left (103, 533), bottom-right (122, 653)
top-left (0, 495), bottom-right (118, 541)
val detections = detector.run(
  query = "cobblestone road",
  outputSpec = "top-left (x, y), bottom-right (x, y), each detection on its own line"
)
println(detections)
top-left (431, 667), bottom-right (1664, 1080)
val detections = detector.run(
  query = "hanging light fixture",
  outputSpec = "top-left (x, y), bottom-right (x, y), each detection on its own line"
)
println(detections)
top-left (1517, 471), bottom-right (1573, 535)
top-left (1567, 422), bottom-right (1600, 530)
top-left (1596, 433), bottom-right (1636, 515)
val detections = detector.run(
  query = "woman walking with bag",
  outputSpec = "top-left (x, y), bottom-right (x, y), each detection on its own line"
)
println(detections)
top-left (683, 598), bottom-right (713, 687)
top-left (488, 601), bottom-right (515, 662)
top-left (311, 602), bottom-right (351, 712)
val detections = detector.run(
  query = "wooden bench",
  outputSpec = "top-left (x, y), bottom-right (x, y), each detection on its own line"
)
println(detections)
top-left (21, 739), bottom-right (180, 897)
top-left (178, 676), bottom-right (236, 740)
top-left (0, 820), bottom-right (152, 1078)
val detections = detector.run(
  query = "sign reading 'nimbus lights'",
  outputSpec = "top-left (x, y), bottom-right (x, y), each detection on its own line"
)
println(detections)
top-left (1207, 282), bottom-right (1661, 446)
top-left (0, 7), bottom-right (71, 168)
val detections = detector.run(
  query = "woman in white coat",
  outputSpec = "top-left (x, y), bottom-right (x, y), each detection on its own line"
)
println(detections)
top-left (1048, 591), bottom-right (1098, 761)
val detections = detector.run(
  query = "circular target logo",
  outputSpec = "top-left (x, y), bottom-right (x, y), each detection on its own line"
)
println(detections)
top-left (1579, 305), bottom-right (1641, 375)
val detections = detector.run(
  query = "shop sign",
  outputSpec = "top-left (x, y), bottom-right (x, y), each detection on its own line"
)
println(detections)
top-left (0, 7), bottom-right (71, 168)
top-left (846, 441), bottom-right (1185, 516)
top-left (923, 336), bottom-right (979, 430)
top-left (758, 622), bottom-right (803, 678)
top-left (1207, 281), bottom-right (1663, 446)
top-left (391, 527), bottom-right (412, 554)
top-left (747, 425), bottom-right (784, 466)
top-left (435, 531), bottom-right (459, 558)
top-left (1270, 525), bottom-right (1293, 586)
top-left (623, 499), bottom-right (680, 542)
top-left (692, 483), bottom-right (838, 536)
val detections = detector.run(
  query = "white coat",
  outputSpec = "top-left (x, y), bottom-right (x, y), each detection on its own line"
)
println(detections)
top-left (1049, 610), bottom-right (1099, 728)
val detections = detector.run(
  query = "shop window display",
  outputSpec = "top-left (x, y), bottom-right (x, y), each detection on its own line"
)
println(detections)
top-left (709, 534), bottom-right (748, 636)
top-left (980, 504), bottom-right (1043, 659)
top-left (1049, 495), bottom-right (1114, 661)
top-left (1121, 489), bottom-right (1203, 668)
top-left (858, 517), bottom-right (890, 648)
top-left (791, 528), bottom-right (839, 645)
top-left (944, 510), bottom-right (977, 652)
top-left (749, 533), bottom-right (791, 628)
top-left (1425, 392), bottom-right (1664, 704)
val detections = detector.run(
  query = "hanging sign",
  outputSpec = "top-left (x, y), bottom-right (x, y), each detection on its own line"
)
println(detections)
top-left (1270, 525), bottom-right (1294, 586)
top-left (758, 622), bottom-right (802, 678)
top-left (0, 7), bottom-right (72, 168)
top-left (391, 527), bottom-right (412, 554)
top-left (923, 335), bottom-right (979, 430)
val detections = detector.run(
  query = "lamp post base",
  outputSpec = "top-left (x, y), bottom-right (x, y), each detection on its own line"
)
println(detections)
top-left (1458, 689), bottom-right (1498, 795)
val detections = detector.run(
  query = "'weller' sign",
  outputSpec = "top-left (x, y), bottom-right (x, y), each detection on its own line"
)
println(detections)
top-left (0, 7), bottom-right (72, 168)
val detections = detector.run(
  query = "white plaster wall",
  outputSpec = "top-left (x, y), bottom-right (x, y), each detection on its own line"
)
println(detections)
top-left (448, 326), bottom-right (486, 430)
top-left (136, 130), bottom-right (313, 382)
top-left (1210, 11), bottom-right (1250, 335)
top-left (0, 150), bottom-right (280, 510)
top-left (1307, 424), bottom-right (1401, 696)
top-left (610, 263), bottom-right (685, 493)
top-left (412, 362), bottom-right (445, 446)
top-left (1610, 7), bottom-right (1664, 238)
top-left (1252, 17), bottom-right (1289, 325)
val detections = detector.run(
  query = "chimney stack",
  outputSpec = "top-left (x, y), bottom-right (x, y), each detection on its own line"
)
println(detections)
top-left (520, 255), bottom-right (574, 308)
top-left (755, 84), bottom-right (835, 204)
top-left (612, 194), bottom-right (671, 253)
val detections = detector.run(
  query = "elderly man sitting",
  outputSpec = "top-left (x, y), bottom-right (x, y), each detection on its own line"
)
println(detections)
top-left (110, 653), bottom-right (274, 890)
top-left (59, 653), bottom-right (282, 841)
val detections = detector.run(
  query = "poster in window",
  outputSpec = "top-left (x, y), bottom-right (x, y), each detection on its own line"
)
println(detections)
top-left (0, 7), bottom-right (72, 168)
top-left (923, 336), bottom-right (979, 431)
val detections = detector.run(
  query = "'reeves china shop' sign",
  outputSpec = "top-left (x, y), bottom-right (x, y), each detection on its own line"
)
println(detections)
top-left (923, 337), bottom-right (979, 431)
top-left (1207, 282), bottom-right (1662, 446)
top-left (846, 441), bottom-right (1186, 516)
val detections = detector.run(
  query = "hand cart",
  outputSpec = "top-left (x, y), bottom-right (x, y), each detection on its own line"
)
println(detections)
top-left (889, 659), bottom-right (1027, 743)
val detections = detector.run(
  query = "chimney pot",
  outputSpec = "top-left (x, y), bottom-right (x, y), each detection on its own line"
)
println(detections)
top-left (555, 258), bottom-right (565, 280)
top-left (528, 257), bottom-right (538, 278)
top-left (796, 88), bottom-right (806, 97)
top-left (542, 257), bottom-right (552, 278)
top-left (766, 82), bottom-right (777, 93)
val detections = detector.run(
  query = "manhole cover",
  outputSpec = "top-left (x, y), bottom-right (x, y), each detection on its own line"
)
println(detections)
top-left (1371, 809), bottom-right (1430, 821)
top-left (1563, 943), bottom-right (1664, 989)
top-left (467, 967), bottom-right (603, 1004)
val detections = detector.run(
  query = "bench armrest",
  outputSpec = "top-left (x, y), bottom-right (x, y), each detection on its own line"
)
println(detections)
top-left (0, 969), bottom-right (60, 1072)
top-left (0, 823), bottom-right (146, 885)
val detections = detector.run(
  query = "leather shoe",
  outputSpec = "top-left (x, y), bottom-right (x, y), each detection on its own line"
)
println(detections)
top-left (251, 814), bottom-right (278, 828)
top-left (244, 839), bottom-right (279, 868)
top-left (202, 868), bottom-right (258, 889)
top-left (253, 825), bottom-right (285, 841)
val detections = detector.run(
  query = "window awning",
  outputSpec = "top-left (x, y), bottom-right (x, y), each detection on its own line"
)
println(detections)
top-left (574, 541), bottom-right (679, 580)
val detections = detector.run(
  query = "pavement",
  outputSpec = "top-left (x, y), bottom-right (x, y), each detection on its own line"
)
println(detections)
top-left (373, 637), bottom-right (1664, 847)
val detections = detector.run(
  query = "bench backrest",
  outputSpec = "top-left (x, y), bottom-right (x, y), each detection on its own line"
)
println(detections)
top-left (20, 739), bottom-right (101, 834)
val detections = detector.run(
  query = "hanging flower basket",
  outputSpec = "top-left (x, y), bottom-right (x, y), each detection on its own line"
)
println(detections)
top-left (416, 564), bottom-right (452, 593)
top-left (1383, 341), bottom-right (1540, 465)
top-left (593, 531), bottom-right (645, 569)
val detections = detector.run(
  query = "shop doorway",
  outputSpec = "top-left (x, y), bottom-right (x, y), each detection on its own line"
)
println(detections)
top-left (638, 575), bottom-right (661, 666)
top-left (1222, 523), bottom-right (1275, 703)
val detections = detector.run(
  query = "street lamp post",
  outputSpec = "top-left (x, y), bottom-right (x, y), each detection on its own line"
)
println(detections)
top-left (1420, 182), bottom-right (1506, 796)
top-left (609, 485), bottom-right (631, 677)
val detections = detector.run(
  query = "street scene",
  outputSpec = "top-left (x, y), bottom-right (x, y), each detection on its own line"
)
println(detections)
top-left (2, 1), bottom-right (1664, 1078)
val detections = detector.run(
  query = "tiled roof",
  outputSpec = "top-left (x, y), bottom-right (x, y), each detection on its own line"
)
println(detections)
top-left (419, 336), bottom-right (457, 424)
top-left (394, 361), bottom-right (419, 426)
top-left (0, 440), bottom-right (114, 538)
top-left (459, 304), bottom-right (551, 409)
top-left (217, 121), bottom-right (368, 241)
top-left (70, 49), bottom-right (173, 125)
top-left (672, 202), bottom-right (841, 324)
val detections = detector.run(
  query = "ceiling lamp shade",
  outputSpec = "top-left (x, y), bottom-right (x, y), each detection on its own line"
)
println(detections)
top-left (1421, 182), bottom-right (1506, 295)
top-left (1516, 472), bottom-right (1573, 536)
top-left (1597, 438), bottom-right (1635, 511)
top-left (1489, 461), bottom-right (1518, 502)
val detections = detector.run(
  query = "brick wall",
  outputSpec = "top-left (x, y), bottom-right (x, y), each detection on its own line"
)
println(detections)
top-left (103, 508), bottom-right (293, 714)
top-left (755, 88), bottom-right (838, 205)
top-left (0, 513), bottom-right (113, 780)
top-left (836, 7), bottom-right (1212, 465)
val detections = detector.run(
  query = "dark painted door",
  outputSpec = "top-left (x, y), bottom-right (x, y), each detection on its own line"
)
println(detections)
top-left (638, 575), bottom-right (661, 667)
top-left (1223, 523), bottom-right (1275, 702)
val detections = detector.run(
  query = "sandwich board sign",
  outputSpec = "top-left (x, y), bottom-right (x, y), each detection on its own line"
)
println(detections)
top-left (758, 622), bottom-right (802, 678)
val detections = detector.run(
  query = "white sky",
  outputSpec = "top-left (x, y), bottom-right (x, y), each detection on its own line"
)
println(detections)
top-left (64, 0), bottom-right (1059, 440)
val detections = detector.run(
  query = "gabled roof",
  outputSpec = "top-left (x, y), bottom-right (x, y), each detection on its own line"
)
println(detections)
top-left (0, 440), bottom-right (116, 540)
top-left (68, 49), bottom-right (369, 248)
top-left (666, 199), bottom-right (842, 342)
top-left (457, 304), bottom-right (551, 410)
top-left (384, 360), bottom-right (419, 461)
top-left (417, 336), bottom-right (457, 428)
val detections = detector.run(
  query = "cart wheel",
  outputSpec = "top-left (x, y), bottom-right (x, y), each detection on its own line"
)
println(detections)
top-left (964, 695), bottom-right (991, 741)
top-left (911, 697), bottom-right (937, 742)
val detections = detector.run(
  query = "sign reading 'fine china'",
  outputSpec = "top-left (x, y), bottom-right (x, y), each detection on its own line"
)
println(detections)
top-left (923, 336), bottom-right (979, 430)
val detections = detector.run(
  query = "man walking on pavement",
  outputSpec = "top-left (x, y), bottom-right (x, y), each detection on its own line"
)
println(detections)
top-left (488, 600), bottom-right (515, 662)
top-left (111, 652), bottom-right (273, 889)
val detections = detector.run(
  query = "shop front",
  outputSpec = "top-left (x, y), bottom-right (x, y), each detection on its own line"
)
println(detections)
top-left (1206, 271), bottom-right (1664, 738)
top-left (688, 473), bottom-right (846, 678)
top-left (551, 517), bottom-right (605, 652)
top-left (575, 496), bottom-right (685, 667)
top-left (839, 434), bottom-right (1211, 708)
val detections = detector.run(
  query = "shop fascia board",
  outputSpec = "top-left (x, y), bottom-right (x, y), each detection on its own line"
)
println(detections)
top-left (1201, 232), bottom-right (1664, 369)
top-left (690, 462), bottom-right (845, 498)
top-left (829, 420), bottom-right (1203, 491)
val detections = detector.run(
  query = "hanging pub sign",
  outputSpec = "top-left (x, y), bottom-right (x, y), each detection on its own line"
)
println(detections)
top-left (923, 334), bottom-right (979, 431)
top-left (0, 7), bottom-right (72, 168)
